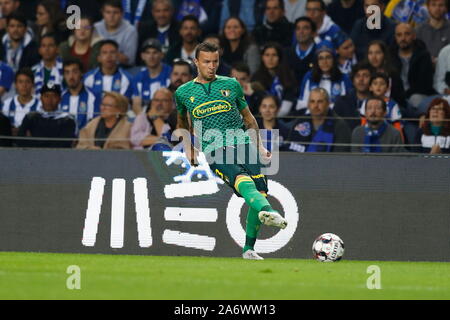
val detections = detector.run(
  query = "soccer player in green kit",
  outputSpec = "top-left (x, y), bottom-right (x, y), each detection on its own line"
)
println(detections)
top-left (175, 42), bottom-right (287, 260)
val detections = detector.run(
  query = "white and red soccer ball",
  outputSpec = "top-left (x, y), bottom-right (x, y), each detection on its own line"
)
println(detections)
top-left (312, 233), bottom-right (345, 262)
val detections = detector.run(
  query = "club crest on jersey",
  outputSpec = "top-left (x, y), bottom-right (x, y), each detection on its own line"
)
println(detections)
top-left (190, 96), bottom-right (195, 103)
top-left (192, 100), bottom-right (232, 119)
top-left (220, 89), bottom-right (231, 97)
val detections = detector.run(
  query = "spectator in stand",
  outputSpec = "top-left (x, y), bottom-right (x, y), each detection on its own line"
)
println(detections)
top-left (327, 0), bottom-right (364, 35)
top-left (132, 38), bottom-right (172, 115)
top-left (219, 0), bottom-right (265, 32)
top-left (131, 88), bottom-right (175, 150)
top-left (137, 0), bottom-right (181, 57)
top-left (251, 42), bottom-right (298, 117)
top-left (2, 68), bottom-right (41, 134)
top-left (168, 58), bottom-right (193, 93)
top-left (83, 40), bottom-right (133, 101)
top-left (16, 83), bottom-right (76, 148)
top-left (95, 0), bottom-right (138, 67)
top-left (434, 43), bottom-right (450, 94)
top-left (285, 17), bottom-right (317, 85)
top-left (351, 0), bottom-right (397, 60)
top-left (59, 15), bottom-right (103, 73)
top-left (332, 31), bottom-right (357, 75)
top-left (32, 33), bottom-right (63, 94)
top-left (0, 12), bottom-right (39, 71)
top-left (295, 41), bottom-right (352, 112)
top-left (0, 60), bottom-right (14, 98)
top-left (0, 112), bottom-right (11, 146)
top-left (253, 0), bottom-right (294, 48)
top-left (305, 0), bottom-right (341, 42)
top-left (416, 0), bottom-right (450, 66)
top-left (196, 0), bottom-right (224, 35)
top-left (256, 94), bottom-right (290, 151)
top-left (287, 87), bottom-right (351, 152)
top-left (220, 17), bottom-right (260, 75)
top-left (283, 0), bottom-right (307, 24)
top-left (359, 72), bottom-right (404, 137)
top-left (60, 59), bottom-right (99, 131)
top-left (351, 96), bottom-right (404, 153)
top-left (34, 0), bottom-right (69, 44)
top-left (76, 91), bottom-right (132, 150)
top-left (0, 0), bottom-right (21, 32)
top-left (334, 61), bottom-right (372, 131)
top-left (391, 23), bottom-right (436, 116)
top-left (203, 33), bottom-right (232, 76)
top-left (364, 40), bottom-right (407, 112)
top-left (231, 62), bottom-right (266, 115)
top-left (414, 98), bottom-right (450, 154)
top-left (165, 15), bottom-right (201, 64)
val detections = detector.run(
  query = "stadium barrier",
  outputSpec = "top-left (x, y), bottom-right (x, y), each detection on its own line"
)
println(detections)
top-left (0, 148), bottom-right (449, 262)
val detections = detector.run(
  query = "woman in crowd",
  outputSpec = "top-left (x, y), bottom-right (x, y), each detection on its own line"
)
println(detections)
top-left (220, 16), bottom-right (260, 75)
top-left (131, 88), bottom-right (175, 150)
top-left (34, 0), bottom-right (69, 43)
top-left (295, 41), bottom-right (353, 112)
top-left (414, 98), bottom-right (450, 154)
top-left (59, 15), bottom-right (103, 72)
top-left (333, 31), bottom-right (357, 75)
top-left (76, 92), bottom-right (132, 150)
top-left (251, 42), bottom-right (298, 117)
top-left (364, 40), bottom-right (407, 112)
top-left (256, 94), bottom-right (290, 152)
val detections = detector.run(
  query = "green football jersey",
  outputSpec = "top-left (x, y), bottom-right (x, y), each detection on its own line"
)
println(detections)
top-left (175, 75), bottom-right (251, 153)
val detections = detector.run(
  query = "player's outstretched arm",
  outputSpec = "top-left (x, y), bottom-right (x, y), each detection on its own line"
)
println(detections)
top-left (175, 112), bottom-right (199, 166)
top-left (240, 106), bottom-right (271, 161)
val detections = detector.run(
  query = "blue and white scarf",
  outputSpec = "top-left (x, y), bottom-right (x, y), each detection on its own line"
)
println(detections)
top-left (60, 86), bottom-right (98, 130)
top-left (32, 57), bottom-right (64, 94)
top-left (123, 0), bottom-right (148, 26)
top-left (2, 32), bottom-right (32, 71)
top-left (363, 121), bottom-right (387, 153)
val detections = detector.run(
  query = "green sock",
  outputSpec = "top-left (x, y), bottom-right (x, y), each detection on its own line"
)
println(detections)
top-left (243, 207), bottom-right (261, 253)
top-left (235, 176), bottom-right (272, 212)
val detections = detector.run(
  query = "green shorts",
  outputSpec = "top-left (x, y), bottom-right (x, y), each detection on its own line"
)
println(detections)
top-left (206, 143), bottom-right (268, 198)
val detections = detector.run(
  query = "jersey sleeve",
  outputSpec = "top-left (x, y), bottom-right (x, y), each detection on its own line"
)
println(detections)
top-left (175, 89), bottom-right (187, 115)
top-left (234, 79), bottom-right (248, 111)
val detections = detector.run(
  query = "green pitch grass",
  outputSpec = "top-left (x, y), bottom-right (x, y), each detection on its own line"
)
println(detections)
top-left (0, 252), bottom-right (449, 300)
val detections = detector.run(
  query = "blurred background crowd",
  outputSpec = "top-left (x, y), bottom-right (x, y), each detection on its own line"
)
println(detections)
top-left (0, 0), bottom-right (449, 154)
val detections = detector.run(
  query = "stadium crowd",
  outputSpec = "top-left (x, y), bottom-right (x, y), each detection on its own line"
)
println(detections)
top-left (0, 0), bottom-right (449, 154)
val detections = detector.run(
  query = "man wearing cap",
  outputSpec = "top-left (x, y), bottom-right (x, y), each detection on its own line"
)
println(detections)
top-left (16, 83), bottom-right (76, 148)
top-left (132, 38), bottom-right (172, 115)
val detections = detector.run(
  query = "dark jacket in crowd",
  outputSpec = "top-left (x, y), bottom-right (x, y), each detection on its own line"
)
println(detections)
top-left (327, 0), bottom-right (365, 35)
top-left (413, 128), bottom-right (450, 154)
top-left (284, 43), bottom-right (316, 85)
top-left (284, 110), bottom-right (351, 153)
top-left (351, 16), bottom-right (397, 60)
top-left (253, 17), bottom-right (294, 48)
top-left (390, 39), bottom-right (437, 98)
top-left (138, 19), bottom-right (181, 54)
top-left (0, 112), bottom-right (12, 147)
top-left (16, 111), bottom-right (76, 148)
top-left (0, 32), bottom-right (40, 70)
top-left (333, 89), bottom-right (365, 131)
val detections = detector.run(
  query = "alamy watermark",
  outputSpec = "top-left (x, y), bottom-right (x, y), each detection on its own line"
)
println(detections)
top-left (66, 265), bottom-right (81, 290)
top-left (66, 5), bottom-right (81, 30)
top-left (366, 265), bottom-right (382, 290)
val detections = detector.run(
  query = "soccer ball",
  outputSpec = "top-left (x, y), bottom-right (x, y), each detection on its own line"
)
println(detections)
top-left (312, 233), bottom-right (345, 262)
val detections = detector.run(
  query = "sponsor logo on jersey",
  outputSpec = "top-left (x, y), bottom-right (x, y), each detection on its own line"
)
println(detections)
top-left (192, 100), bottom-right (232, 119)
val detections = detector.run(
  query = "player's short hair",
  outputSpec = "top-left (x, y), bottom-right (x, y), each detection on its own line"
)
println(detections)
top-left (15, 68), bottom-right (34, 83)
top-left (98, 39), bottom-right (119, 51)
top-left (195, 42), bottom-right (219, 59)
top-left (231, 62), bottom-right (250, 75)
top-left (6, 12), bottom-right (27, 27)
top-left (102, 0), bottom-right (123, 11)
top-left (294, 16), bottom-right (317, 33)
top-left (63, 58), bottom-right (84, 73)
top-left (103, 91), bottom-right (129, 114)
top-left (366, 95), bottom-right (387, 111)
top-left (370, 72), bottom-right (389, 86)
top-left (306, 0), bottom-right (326, 11)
